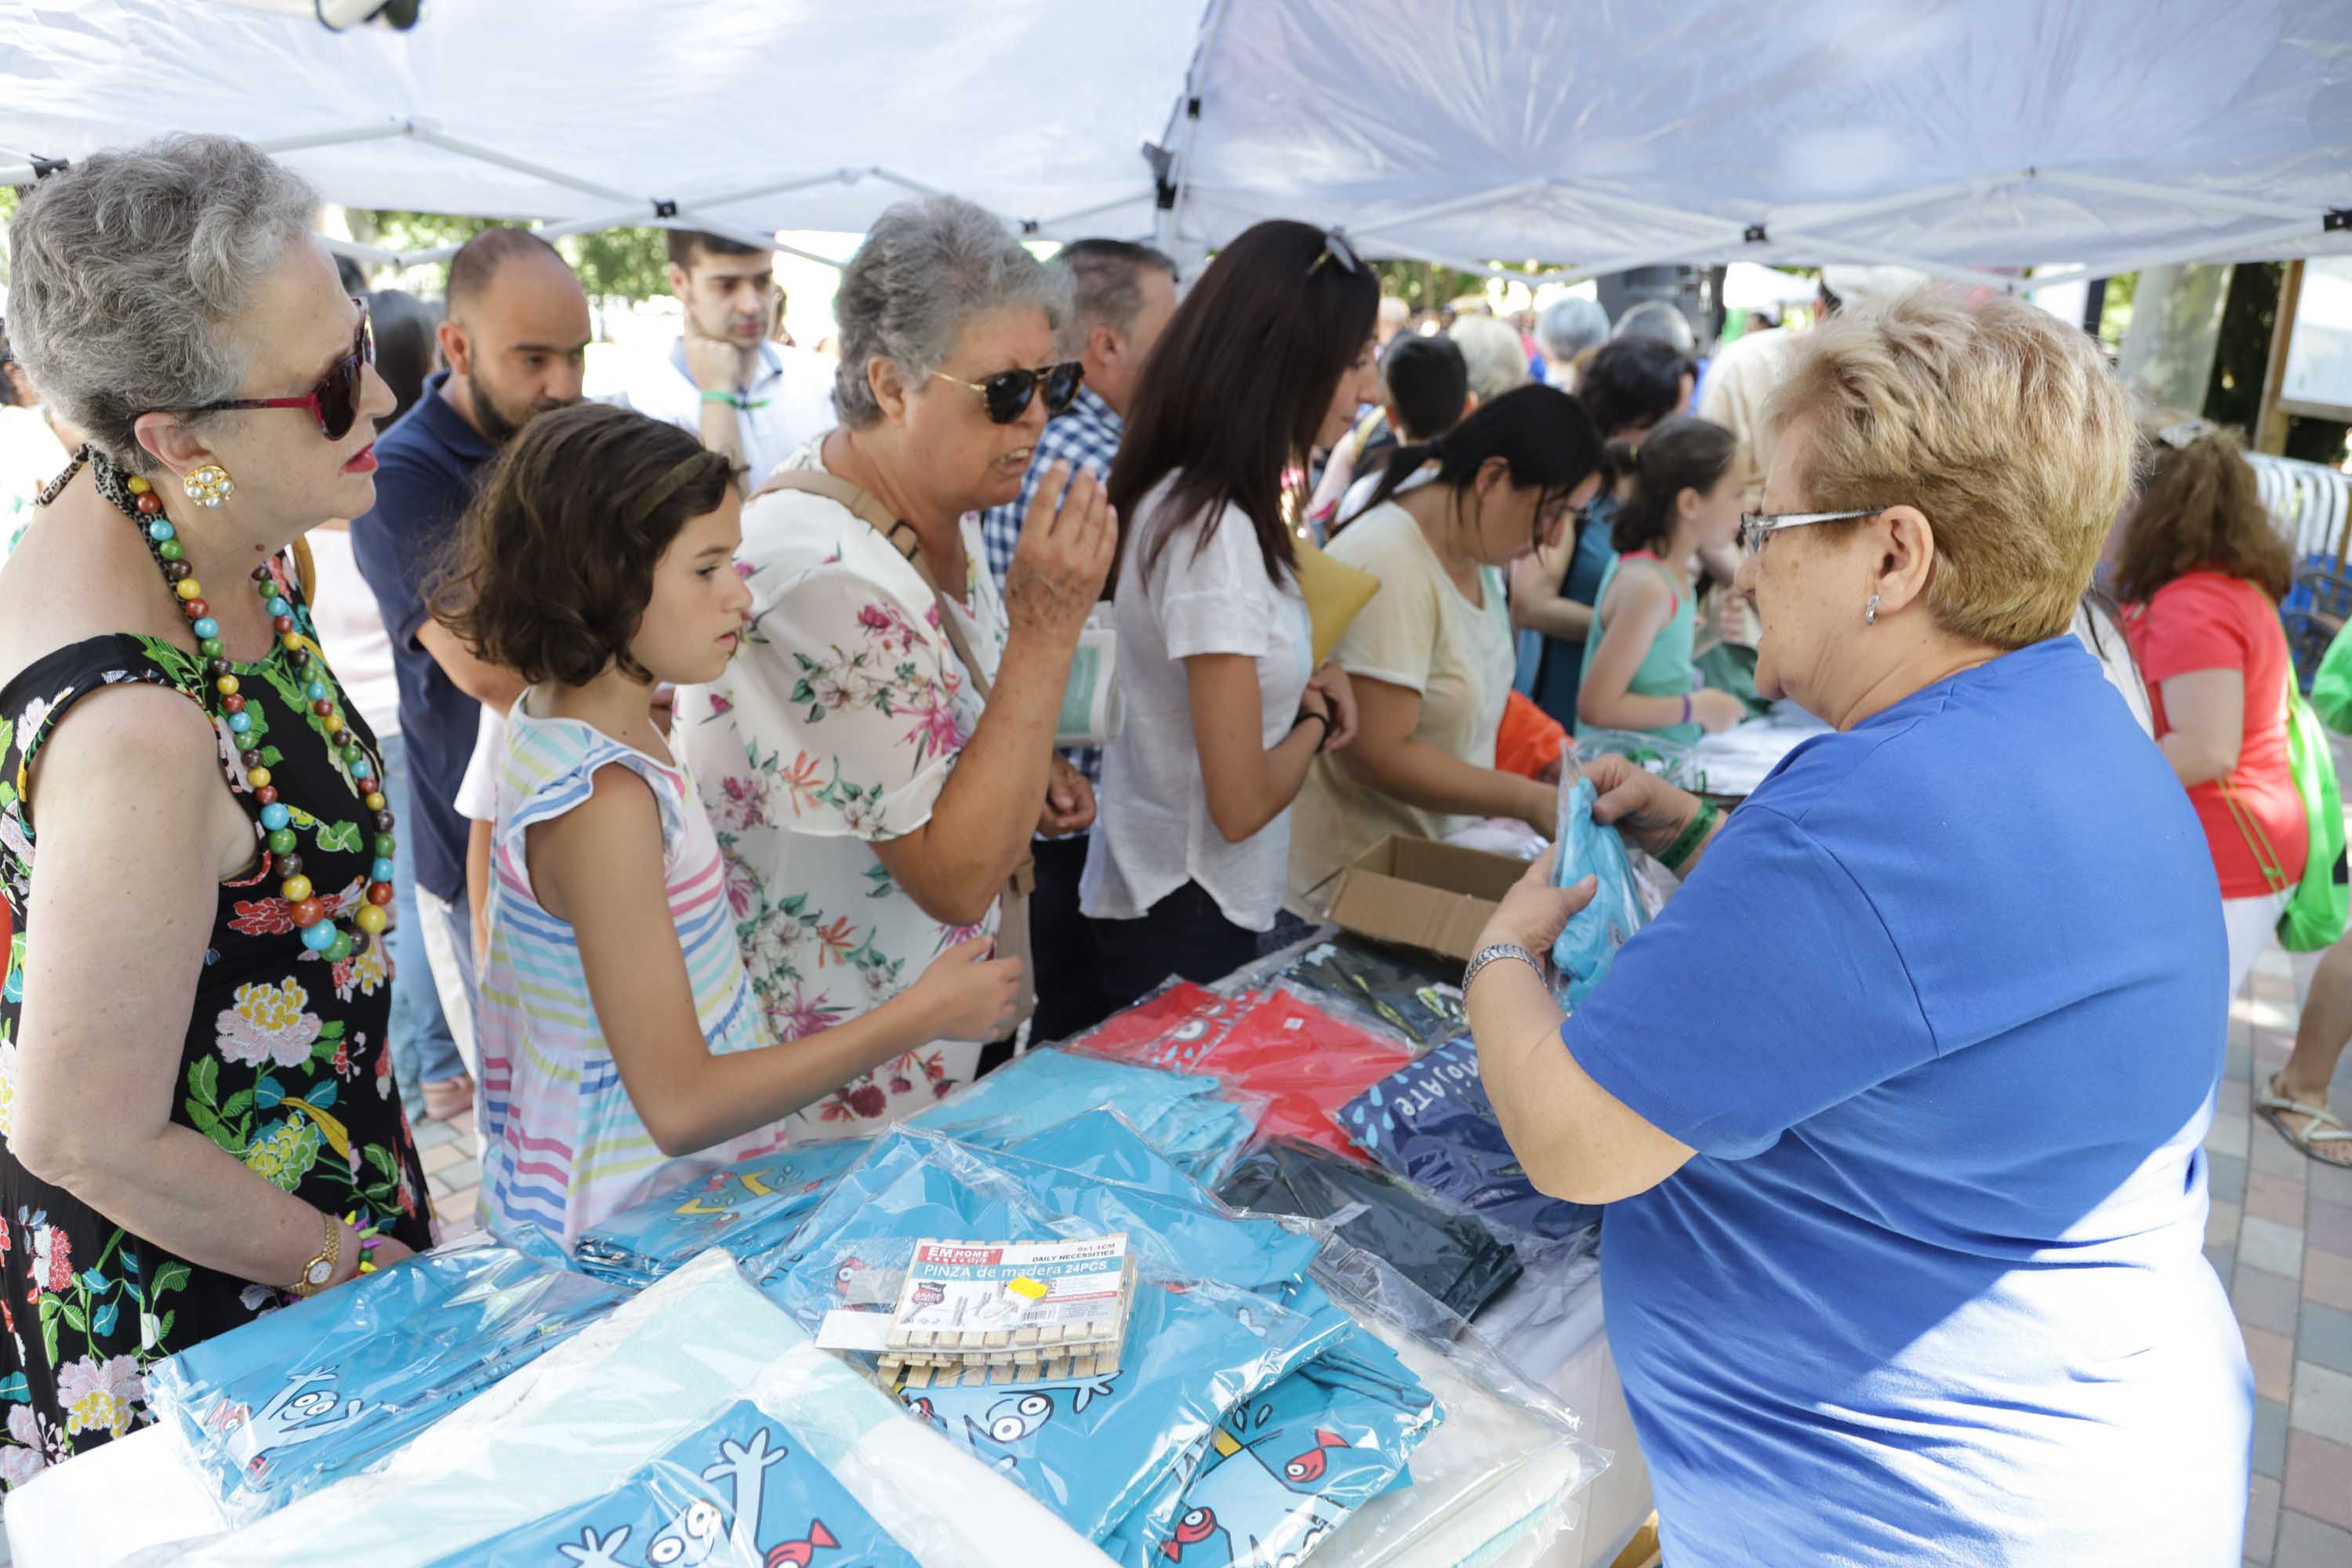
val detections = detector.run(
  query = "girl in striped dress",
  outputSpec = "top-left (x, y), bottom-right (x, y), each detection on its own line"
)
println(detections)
top-left (433, 405), bottom-right (1021, 1246)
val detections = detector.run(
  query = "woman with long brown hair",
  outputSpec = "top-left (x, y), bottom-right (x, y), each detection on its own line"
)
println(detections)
top-left (1081, 220), bottom-right (1375, 1010)
top-left (2117, 423), bottom-right (2305, 1000)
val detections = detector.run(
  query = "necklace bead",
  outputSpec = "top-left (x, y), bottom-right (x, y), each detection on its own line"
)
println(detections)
top-left (73, 446), bottom-right (395, 977)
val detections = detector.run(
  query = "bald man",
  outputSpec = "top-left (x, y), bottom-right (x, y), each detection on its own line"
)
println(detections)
top-left (348, 227), bottom-right (590, 1110)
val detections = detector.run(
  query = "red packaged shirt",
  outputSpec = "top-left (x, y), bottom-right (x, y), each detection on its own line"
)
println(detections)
top-left (1077, 985), bottom-right (1412, 1160)
top-left (1071, 981), bottom-right (1258, 1070)
top-left (1191, 990), bottom-right (1413, 1161)
top-left (2125, 571), bottom-right (2308, 898)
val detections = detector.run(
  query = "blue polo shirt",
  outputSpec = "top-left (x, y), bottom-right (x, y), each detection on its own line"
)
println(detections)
top-left (1564, 636), bottom-right (2252, 1565)
top-left (348, 372), bottom-right (496, 902)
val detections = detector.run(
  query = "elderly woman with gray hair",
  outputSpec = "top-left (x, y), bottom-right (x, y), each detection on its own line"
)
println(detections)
top-left (677, 196), bottom-right (1113, 1133)
top-left (0, 136), bottom-right (430, 1483)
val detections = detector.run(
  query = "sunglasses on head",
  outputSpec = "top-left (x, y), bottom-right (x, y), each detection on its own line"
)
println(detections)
top-left (172, 298), bottom-right (376, 442)
top-left (931, 361), bottom-right (1085, 425)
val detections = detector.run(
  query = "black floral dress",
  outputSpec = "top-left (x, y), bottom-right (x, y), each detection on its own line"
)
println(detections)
top-left (0, 561), bottom-right (431, 1489)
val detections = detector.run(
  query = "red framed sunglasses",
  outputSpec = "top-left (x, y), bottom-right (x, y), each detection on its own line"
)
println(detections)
top-left (173, 297), bottom-right (376, 441)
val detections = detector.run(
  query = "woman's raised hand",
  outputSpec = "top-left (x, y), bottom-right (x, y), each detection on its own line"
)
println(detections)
top-left (1005, 462), bottom-right (1117, 644)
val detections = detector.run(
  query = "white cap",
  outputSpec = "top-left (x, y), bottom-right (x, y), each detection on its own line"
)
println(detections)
top-left (1820, 264), bottom-right (1929, 303)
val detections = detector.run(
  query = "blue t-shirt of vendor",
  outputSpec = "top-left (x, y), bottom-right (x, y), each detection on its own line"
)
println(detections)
top-left (1564, 635), bottom-right (2252, 1566)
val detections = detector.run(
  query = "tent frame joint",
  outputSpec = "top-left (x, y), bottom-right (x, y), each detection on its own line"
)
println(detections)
top-left (2327, 209), bottom-right (2352, 234)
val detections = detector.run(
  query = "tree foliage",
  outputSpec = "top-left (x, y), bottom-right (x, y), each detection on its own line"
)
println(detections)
top-left (354, 212), bottom-right (670, 303)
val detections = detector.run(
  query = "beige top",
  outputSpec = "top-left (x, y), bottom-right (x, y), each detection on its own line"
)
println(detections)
top-left (1288, 501), bottom-right (1514, 909)
top-left (1697, 325), bottom-right (1803, 510)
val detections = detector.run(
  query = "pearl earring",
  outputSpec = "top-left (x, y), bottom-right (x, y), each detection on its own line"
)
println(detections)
top-left (183, 464), bottom-right (234, 508)
top-left (1865, 593), bottom-right (1880, 626)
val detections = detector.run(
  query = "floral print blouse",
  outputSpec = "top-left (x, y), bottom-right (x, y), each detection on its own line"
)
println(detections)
top-left (677, 441), bottom-right (1008, 1135)
top-left (0, 612), bottom-right (431, 1490)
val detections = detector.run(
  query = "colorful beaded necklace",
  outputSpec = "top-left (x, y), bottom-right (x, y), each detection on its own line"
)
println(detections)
top-left (43, 447), bottom-right (398, 962)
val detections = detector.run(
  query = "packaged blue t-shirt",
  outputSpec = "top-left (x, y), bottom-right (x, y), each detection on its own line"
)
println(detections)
top-left (1549, 775), bottom-right (1648, 1007)
top-left (1563, 637), bottom-right (2252, 1565)
top-left (1105, 1331), bottom-right (1442, 1566)
top-left (768, 1131), bottom-right (1352, 1543)
top-left (574, 1136), bottom-right (874, 1286)
top-left (1339, 1039), bottom-right (1600, 1243)
top-left (913, 1048), bottom-right (1253, 1184)
top-left (445, 1398), bottom-right (918, 1567)
top-left (147, 1240), bottom-right (624, 1521)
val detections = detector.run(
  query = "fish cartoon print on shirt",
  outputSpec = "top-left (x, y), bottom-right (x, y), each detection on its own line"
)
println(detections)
top-left (898, 1374), bottom-right (1121, 1473)
top-left (1149, 1405), bottom-right (1364, 1568)
top-left (213, 1367), bottom-right (366, 1479)
top-left (550, 1425), bottom-right (840, 1568)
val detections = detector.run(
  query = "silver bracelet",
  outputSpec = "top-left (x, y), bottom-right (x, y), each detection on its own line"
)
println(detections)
top-left (1462, 942), bottom-right (1547, 996)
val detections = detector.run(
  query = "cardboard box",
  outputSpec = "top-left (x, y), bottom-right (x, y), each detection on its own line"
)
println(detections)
top-left (1324, 836), bottom-right (1531, 963)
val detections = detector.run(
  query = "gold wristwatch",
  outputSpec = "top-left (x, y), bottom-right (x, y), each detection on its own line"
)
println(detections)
top-left (289, 1211), bottom-right (341, 1298)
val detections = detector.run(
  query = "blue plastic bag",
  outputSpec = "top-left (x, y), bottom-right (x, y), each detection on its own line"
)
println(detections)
top-left (1006, 1109), bottom-right (1203, 1200)
top-left (444, 1398), bottom-right (920, 1568)
top-left (147, 1239), bottom-right (625, 1521)
top-left (913, 1048), bottom-right (1255, 1185)
top-left (574, 1136), bottom-right (874, 1287)
top-left (767, 1131), bottom-right (1352, 1543)
top-left (1338, 1040), bottom-right (1601, 1245)
top-left (1105, 1331), bottom-right (1442, 1567)
top-left (1550, 776), bottom-right (1649, 1008)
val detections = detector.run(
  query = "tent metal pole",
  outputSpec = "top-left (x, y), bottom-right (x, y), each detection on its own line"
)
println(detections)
top-left (2027, 216), bottom-right (2343, 288)
top-left (2030, 170), bottom-right (2312, 224)
top-left (676, 169), bottom-right (863, 209)
top-left (1761, 230), bottom-right (2025, 292)
top-left (408, 126), bottom-right (640, 205)
top-left (254, 122), bottom-right (414, 158)
top-left (1162, 0), bottom-right (1237, 247)
top-left (1363, 235), bottom-right (1546, 290)
top-left (1341, 180), bottom-right (1550, 242)
top-left (321, 237), bottom-right (408, 269)
top-left (1768, 174), bottom-right (2011, 231)
top-left (1029, 191), bottom-right (1156, 233)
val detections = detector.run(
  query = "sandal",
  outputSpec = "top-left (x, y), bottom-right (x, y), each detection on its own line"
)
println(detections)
top-left (421, 1073), bottom-right (475, 1125)
top-left (2256, 1075), bottom-right (2352, 1167)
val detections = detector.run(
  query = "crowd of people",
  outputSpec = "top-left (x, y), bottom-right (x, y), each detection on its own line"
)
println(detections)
top-left (0, 131), bottom-right (2344, 1563)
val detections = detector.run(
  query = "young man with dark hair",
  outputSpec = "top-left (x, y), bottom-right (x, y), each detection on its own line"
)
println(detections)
top-left (603, 229), bottom-right (834, 491)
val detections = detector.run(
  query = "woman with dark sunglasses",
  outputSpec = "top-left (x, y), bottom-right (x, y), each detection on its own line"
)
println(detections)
top-left (1079, 220), bottom-right (1377, 1009)
top-left (674, 195), bottom-right (1113, 1134)
top-left (0, 135), bottom-right (430, 1486)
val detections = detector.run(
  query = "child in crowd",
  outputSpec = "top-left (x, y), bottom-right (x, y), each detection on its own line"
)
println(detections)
top-left (1575, 416), bottom-right (1751, 746)
top-left (1332, 332), bottom-right (1473, 532)
top-left (435, 403), bottom-right (1020, 1244)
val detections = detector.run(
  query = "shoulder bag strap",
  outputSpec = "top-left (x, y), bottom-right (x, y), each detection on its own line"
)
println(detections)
top-left (755, 465), bottom-right (995, 702)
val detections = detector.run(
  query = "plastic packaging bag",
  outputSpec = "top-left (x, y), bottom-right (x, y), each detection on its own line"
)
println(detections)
top-left (1548, 776), bottom-right (1649, 1009)
top-left (145, 1252), bottom-right (1120, 1568)
top-left (445, 1397), bottom-right (920, 1567)
top-left (1572, 727), bottom-right (1707, 792)
top-left (1194, 990), bottom-right (1414, 1160)
top-left (1266, 937), bottom-right (1467, 1049)
top-left (1305, 1242), bottom-right (1609, 1568)
top-left (1218, 1138), bottom-right (1523, 1319)
top-left (573, 1134), bottom-right (875, 1287)
top-left (146, 1236), bottom-right (625, 1523)
top-left (1103, 1330), bottom-right (1441, 1568)
top-left (913, 1046), bottom-right (1258, 1186)
top-left (1062, 978), bottom-right (1258, 1070)
top-left (766, 1131), bottom-right (1353, 1544)
top-left (1338, 1040), bottom-right (1602, 1247)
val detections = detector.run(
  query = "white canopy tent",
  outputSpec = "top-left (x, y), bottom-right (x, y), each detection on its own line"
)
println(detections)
top-left (2, 0), bottom-right (2349, 285)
